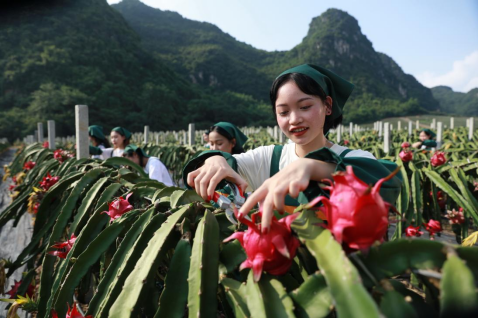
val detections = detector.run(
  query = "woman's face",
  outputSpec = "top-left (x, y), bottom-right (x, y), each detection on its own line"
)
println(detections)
top-left (275, 81), bottom-right (330, 146)
top-left (419, 131), bottom-right (430, 141)
top-left (110, 131), bottom-right (126, 149)
top-left (208, 131), bottom-right (235, 154)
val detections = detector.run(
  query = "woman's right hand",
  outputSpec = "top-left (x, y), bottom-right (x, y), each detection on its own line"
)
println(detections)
top-left (187, 156), bottom-right (248, 201)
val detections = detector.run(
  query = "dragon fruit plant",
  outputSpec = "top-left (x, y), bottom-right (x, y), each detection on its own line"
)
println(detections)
top-left (0, 128), bottom-right (477, 318)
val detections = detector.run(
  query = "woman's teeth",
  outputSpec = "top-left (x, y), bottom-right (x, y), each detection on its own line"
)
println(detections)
top-left (291, 128), bottom-right (307, 132)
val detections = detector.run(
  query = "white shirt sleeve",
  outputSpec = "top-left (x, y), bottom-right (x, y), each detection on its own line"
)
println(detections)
top-left (92, 144), bottom-right (106, 159)
top-left (233, 145), bottom-right (274, 191)
top-left (101, 147), bottom-right (114, 160)
top-left (344, 149), bottom-right (376, 160)
top-left (146, 158), bottom-right (176, 187)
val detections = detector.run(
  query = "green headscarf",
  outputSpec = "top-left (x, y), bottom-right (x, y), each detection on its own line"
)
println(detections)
top-left (124, 144), bottom-right (150, 158)
top-left (421, 128), bottom-right (436, 139)
top-left (112, 127), bottom-right (132, 139)
top-left (277, 64), bottom-right (355, 122)
top-left (88, 125), bottom-right (106, 142)
top-left (212, 122), bottom-right (248, 154)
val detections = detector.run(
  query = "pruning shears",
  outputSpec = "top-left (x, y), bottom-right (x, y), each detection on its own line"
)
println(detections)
top-left (212, 182), bottom-right (250, 225)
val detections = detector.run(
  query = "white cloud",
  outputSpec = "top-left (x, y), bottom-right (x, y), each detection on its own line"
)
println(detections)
top-left (416, 51), bottom-right (478, 93)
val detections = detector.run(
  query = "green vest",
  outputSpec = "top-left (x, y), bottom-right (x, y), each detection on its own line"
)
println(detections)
top-left (269, 145), bottom-right (401, 206)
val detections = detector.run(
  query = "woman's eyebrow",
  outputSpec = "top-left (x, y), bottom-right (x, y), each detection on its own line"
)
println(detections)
top-left (277, 97), bottom-right (313, 107)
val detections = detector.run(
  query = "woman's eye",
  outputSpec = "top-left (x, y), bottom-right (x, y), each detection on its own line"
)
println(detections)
top-left (300, 105), bottom-right (312, 110)
top-left (278, 111), bottom-right (288, 116)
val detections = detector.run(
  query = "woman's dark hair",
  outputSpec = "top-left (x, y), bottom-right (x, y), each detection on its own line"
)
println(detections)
top-left (123, 149), bottom-right (145, 167)
top-left (423, 132), bottom-right (432, 139)
top-left (269, 73), bottom-right (342, 134)
top-left (209, 125), bottom-right (244, 154)
top-left (90, 136), bottom-right (110, 148)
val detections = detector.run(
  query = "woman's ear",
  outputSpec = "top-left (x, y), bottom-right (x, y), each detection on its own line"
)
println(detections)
top-left (231, 138), bottom-right (236, 147)
top-left (325, 96), bottom-right (333, 115)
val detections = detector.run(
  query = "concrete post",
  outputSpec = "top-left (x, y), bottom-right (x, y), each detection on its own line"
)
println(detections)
top-left (336, 124), bottom-right (342, 143)
top-left (37, 122), bottom-right (44, 143)
top-left (397, 121), bottom-right (401, 131)
top-left (469, 118), bottom-right (474, 141)
top-left (450, 117), bottom-right (454, 129)
top-left (416, 120), bottom-right (419, 130)
top-left (273, 126), bottom-right (279, 140)
top-left (144, 126), bottom-right (150, 144)
top-left (408, 121), bottom-right (412, 136)
top-left (349, 122), bottom-right (353, 137)
top-left (431, 118), bottom-right (436, 129)
top-left (75, 105), bottom-right (89, 159)
top-left (378, 121), bottom-right (383, 137)
top-left (47, 120), bottom-right (56, 150)
top-left (437, 122), bottom-right (443, 148)
top-left (383, 122), bottom-right (390, 154)
top-left (34, 130), bottom-right (38, 143)
top-left (188, 123), bottom-right (195, 146)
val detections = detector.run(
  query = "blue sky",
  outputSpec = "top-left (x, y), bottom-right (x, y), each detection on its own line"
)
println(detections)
top-left (108, 0), bottom-right (478, 92)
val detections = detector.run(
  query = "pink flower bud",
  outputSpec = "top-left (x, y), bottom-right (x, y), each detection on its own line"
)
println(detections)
top-left (399, 150), bottom-right (413, 162)
top-left (431, 151), bottom-right (447, 167)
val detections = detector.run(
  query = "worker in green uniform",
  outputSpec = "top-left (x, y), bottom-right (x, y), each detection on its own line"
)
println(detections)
top-left (412, 128), bottom-right (437, 149)
top-left (88, 125), bottom-right (110, 159)
top-left (183, 64), bottom-right (401, 232)
top-left (208, 122), bottom-right (248, 154)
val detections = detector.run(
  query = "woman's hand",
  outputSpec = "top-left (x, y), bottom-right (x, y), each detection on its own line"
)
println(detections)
top-left (412, 141), bottom-right (422, 148)
top-left (187, 156), bottom-right (248, 201)
top-left (238, 158), bottom-right (336, 232)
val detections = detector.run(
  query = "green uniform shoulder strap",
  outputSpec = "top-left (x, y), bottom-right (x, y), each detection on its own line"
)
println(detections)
top-left (339, 148), bottom-right (352, 157)
top-left (270, 145), bottom-right (283, 177)
top-left (269, 144), bottom-right (299, 207)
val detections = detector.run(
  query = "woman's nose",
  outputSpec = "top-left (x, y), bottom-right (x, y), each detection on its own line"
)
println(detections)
top-left (289, 111), bottom-right (302, 125)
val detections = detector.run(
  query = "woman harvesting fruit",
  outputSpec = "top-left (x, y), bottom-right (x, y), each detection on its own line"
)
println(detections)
top-left (123, 144), bottom-right (175, 187)
top-left (88, 125), bottom-right (110, 159)
top-left (412, 128), bottom-right (437, 149)
top-left (208, 122), bottom-right (247, 154)
top-left (184, 64), bottom-right (401, 231)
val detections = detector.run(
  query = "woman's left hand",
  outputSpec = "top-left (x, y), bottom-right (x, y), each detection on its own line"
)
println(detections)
top-left (238, 158), bottom-right (336, 232)
top-left (411, 141), bottom-right (422, 148)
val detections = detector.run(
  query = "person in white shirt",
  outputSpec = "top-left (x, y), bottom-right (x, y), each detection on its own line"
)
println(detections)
top-left (123, 144), bottom-right (175, 187)
top-left (184, 64), bottom-right (401, 232)
top-left (103, 126), bottom-right (132, 158)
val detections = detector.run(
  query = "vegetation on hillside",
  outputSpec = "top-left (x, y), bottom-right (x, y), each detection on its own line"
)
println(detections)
top-left (431, 86), bottom-right (478, 116)
top-left (112, 1), bottom-right (444, 124)
top-left (0, 0), bottom-right (273, 142)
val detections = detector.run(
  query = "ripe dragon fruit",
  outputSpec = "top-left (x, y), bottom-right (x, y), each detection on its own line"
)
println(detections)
top-left (307, 166), bottom-right (398, 252)
top-left (224, 211), bottom-right (300, 282)
top-left (102, 193), bottom-right (133, 222)
top-left (431, 151), bottom-right (447, 167)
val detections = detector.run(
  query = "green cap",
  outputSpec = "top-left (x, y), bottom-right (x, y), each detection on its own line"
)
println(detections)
top-left (213, 122), bottom-right (248, 153)
top-left (124, 144), bottom-right (149, 158)
top-left (88, 125), bottom-right (106, 142)
top-left (277, 64), bottom-right (355, 122)
top-left (421, 129), bottom-right (436, 138)
top-left (112, 127), bottom-right (132, 139)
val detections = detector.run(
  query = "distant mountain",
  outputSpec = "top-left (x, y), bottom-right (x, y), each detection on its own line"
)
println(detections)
top-left (0, 0), bottom-right (272, 141)
top-left (113, 0), bottom-right (441, 123)
top-left (431, 86), bottom-right (478, 116)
